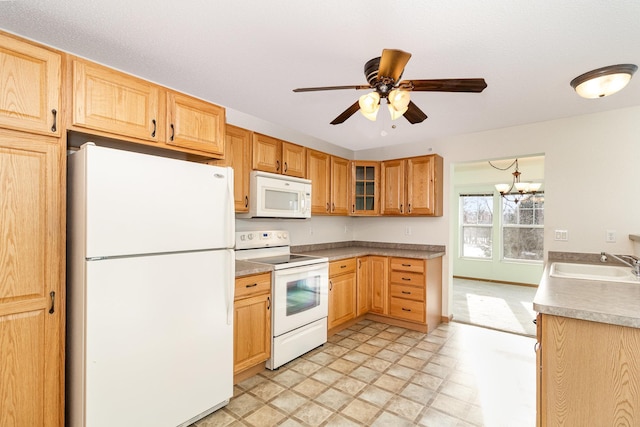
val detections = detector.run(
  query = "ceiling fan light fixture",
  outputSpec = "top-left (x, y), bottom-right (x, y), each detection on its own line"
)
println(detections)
top-left (570, 64), bottom-right (637, 98)
top-left (359, 92), bottom-right (380, 121)
top-left (387, 102), bottom-right (408, 120)
top-left (388, 89), bottom-right (411, 110)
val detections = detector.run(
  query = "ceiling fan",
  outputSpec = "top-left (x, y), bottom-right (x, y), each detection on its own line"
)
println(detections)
top-left (293, 49), bottom-right (487, 125)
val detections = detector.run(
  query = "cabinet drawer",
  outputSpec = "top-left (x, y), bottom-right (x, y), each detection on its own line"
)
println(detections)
top-left (390, 257), bottom-right (425, 273)
top-left (390, 271), bottom-right (425, 287)
top-left (329, 258), bottom-right (357, 276)
top-left (390, 297), bottom-right (425, 323)
top-left (390, 284), bottom-right (424, 302)
top-left (235, 272), bottom-right (271, 299)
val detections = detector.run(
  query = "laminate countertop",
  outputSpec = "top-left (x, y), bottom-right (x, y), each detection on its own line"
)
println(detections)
top-left (533, 254), bottom-right (640, 329)
top-left (235, 241), bottom-right (445, 278)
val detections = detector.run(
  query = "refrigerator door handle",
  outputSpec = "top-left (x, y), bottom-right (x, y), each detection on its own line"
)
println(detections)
top-left (225, 249), bottom-right (235, 326)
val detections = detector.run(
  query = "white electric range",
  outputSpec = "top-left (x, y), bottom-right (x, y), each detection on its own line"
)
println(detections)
top-left (235, 230), bottom-right (329, 369)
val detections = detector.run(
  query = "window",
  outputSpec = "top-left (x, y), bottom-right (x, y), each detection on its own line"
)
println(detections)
top-left (460, 194), bottom-right (493, 258)
top-left (502, 194), bottom-right (544, 261)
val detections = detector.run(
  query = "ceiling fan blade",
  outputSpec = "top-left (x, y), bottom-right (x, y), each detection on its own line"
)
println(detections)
top-left (330, 100), bottom-right (360, 125)
top-left (378, 49), bottom-right (412, 81)
top-left (293, 84), bottom-right (371, 92)
top-left (400, 78), bottom-right (487, 93)
top-left (403, 101), bottom-right (428, 124)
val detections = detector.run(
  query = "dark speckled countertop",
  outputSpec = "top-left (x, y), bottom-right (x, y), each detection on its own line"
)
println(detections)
top-left (235, 241), bottom-right (445, 277)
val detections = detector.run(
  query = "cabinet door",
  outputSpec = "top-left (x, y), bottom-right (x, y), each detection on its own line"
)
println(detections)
top-left (351, 161), bottom-right (379, 216)
top-left (328, 273), bottom-right (356, 329)
top-left (166, 91), bottom-right (225, 156)
top-left (330, 156), bottom-right (350, 215)
top-left (72, 59), bottom-right (160, 142)
top-left (380, 159), bottom-right (405, 215)
top-left (307, 149), bottom-right (331, 214)
top-left (0, 32), bottom-right (61, 136)
top-left (406, 155), bottom-right (442, 216)
top-left (282, 141), bottom-right (306, 178)
top-left (252, 133), bottom-right (281, 173)
top-left (370, 256), bottom-right (389, 315)
top-left (0, 130), bottom-right (63, 427)
top-left (234, 293), bottom-right (271, 374)
top-left (356, 257), bottom-right (371, 316)
top-left (213, 124), bottom-right (251, 212)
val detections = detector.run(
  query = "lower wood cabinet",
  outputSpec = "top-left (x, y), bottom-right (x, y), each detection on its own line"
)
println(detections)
top-left (327, 255), bottom-right (442, 335)
top-left (234, 273), bottom-right (271, 375)
top-left (537, 314), bottom-right (640, 426)
top-left (328, 258), bottom-right (357, 330)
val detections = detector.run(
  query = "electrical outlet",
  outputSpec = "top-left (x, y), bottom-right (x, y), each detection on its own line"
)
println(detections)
top-left (606, 229), bottom-right (616, 243)
top-left (554, 230), bottom-right (568, 241)
top-left (405, 226), bottom-right (412, 236)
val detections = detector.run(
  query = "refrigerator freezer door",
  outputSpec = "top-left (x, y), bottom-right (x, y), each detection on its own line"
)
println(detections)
top-left (78, 250), bottom-right (234, 427)
top-left (68, 144), bottom-right (234, 258)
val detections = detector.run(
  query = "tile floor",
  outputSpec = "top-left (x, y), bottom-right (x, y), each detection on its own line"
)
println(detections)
top-left (194, 320), bottom-right (536, 427)
top-left (452, 278), bottom-right (538, 337)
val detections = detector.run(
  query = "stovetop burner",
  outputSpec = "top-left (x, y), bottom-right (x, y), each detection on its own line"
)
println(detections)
top-left (235, 230), bottom-right (328, 270)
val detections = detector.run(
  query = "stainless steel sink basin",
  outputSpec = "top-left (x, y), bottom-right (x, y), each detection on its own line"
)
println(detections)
top-left (549, 262), bottom-right (640, 284)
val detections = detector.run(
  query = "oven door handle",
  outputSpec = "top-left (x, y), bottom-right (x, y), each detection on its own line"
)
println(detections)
top-left (274, 263), bottom-right (328, 278)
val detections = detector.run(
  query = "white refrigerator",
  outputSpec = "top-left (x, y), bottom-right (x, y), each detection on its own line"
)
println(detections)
top-left (67, 143), bottom-right (235, 427)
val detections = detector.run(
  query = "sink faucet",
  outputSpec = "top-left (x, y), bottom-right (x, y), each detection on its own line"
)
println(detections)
top-left (601, 252), bottom-right (640, 277)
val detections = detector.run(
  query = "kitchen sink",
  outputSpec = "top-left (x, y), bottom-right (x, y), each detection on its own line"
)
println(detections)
top-left (549, 262), bottom-right (640, 284)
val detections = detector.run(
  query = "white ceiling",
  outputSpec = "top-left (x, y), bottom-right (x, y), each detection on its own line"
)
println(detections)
top-left (1, 1), bottom-right (639, 152)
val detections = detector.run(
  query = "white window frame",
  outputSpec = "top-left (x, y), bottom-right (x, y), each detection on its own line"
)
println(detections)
top-left (500, 193), bottom-right (544, 263)
top-left (459, 193), bottom-right (494, 260)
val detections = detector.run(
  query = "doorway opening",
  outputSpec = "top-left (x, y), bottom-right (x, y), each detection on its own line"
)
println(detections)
top-left (451, 155), bottom-right (544, 336)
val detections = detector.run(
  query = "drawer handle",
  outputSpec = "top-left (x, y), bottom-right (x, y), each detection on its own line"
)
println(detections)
top-left (401, 263), bottom-right (412, 267)
top-left (401, 290), bottom-right (411, 294)
top-left (246, 283), bottom-right (258, 288)
top-left (402, 307), bottom-right (411, 312)
top-left (402, 277), bottom-right (411, 281)
top-left (340, 265), bottom-right (347, 269)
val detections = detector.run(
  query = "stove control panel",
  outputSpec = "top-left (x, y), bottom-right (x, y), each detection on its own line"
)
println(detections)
top-left (235, 230), bottom-right (290, 250)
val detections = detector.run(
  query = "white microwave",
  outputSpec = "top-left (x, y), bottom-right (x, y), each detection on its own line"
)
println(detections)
top-left (238, 171), bottom-right (312, 219)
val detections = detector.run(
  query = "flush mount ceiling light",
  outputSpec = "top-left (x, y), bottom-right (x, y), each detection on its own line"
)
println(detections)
top-left (570, 64), bottom-right (638, 98)
top-left (489, 159), bottom-right (542, 204)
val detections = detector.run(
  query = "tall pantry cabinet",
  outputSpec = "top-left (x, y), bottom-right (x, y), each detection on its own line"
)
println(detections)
top-left (0, 31), bottom-right (65, 426)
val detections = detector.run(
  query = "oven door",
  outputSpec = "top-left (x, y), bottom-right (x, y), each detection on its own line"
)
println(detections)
top-left (272, 263), bottom-right (328, 336)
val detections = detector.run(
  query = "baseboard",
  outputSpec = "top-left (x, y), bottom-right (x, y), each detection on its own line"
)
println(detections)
top-left (441, 314), bottom-right (454, 323)
top-left (453, 275), bottom-right (538, 288)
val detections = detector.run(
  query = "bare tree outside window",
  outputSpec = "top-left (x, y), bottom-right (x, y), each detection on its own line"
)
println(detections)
top-left (502, 194), bottom-right (544, 261)
top-left (460, 194), bottom-right (493, 258)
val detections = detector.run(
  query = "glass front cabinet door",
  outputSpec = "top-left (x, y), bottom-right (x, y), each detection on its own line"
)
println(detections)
top-left (351, 161), bottom-right (379, 216)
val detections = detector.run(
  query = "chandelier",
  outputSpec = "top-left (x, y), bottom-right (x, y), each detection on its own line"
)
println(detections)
top-left (489, 159), bottom-right (541, 204)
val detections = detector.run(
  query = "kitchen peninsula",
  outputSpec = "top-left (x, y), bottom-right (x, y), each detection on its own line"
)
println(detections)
top-left (533, 251), bottom-right (640, 427)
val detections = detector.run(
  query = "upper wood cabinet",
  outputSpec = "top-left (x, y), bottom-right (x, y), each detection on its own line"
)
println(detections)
top-left (72, 58), bottom-right (161, 142)
top-left (166, 91), bottom-right (225, 156)
top-left (0, 129), bottom-right (64, 427)
top-left (307, 149), bottom-right (331, 214)
top-left (305, 150), bottom-right (349, 215)
top-left (252, 133), bottom-right (306, 177)
top-left (71, 57), bottom-right (225, 158)
top-left (211, 124), bottom-right (251, 212)
top-left (0, 32), bottom-right (61, 137)
top-left (351, 161), bottom-right (380, 216)
top-left (330, 156), bottom-right (350, 215)
top-left (380, 154), bottom-right (443, 216)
